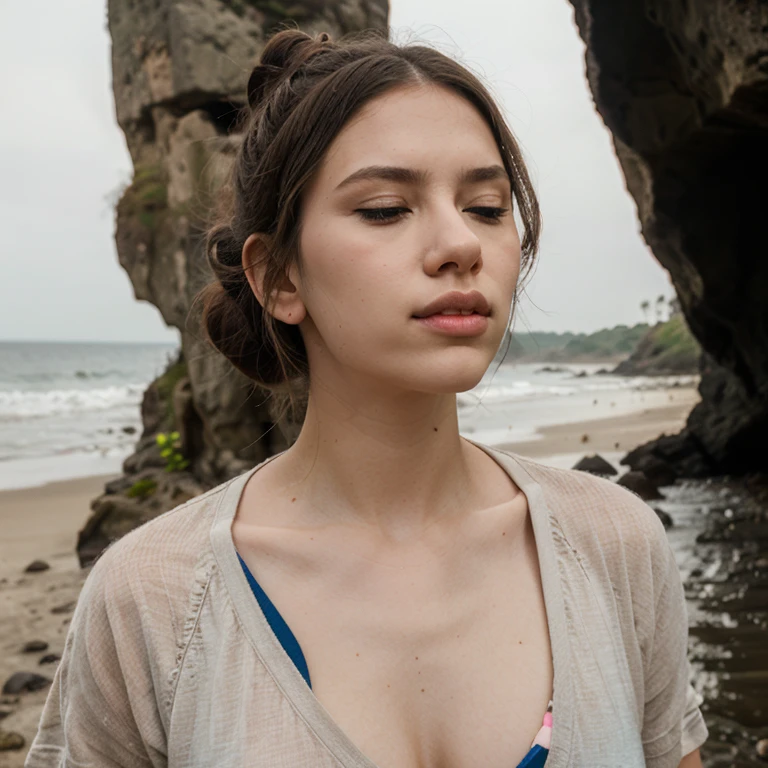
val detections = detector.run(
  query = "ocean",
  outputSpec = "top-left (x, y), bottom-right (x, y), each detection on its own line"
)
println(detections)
top-left (0, 341), bottom-right (179, 490)
top-left (0, 340), bottom-right (697, 491)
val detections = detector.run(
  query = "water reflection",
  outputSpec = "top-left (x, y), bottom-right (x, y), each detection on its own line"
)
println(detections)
top-left (656, 478), bottom-right (768, 766)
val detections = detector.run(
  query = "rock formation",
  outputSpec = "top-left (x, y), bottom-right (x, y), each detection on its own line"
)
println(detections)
top-left (567, 0), bottom-right (768, 478)
top-left (79, 0), bottom-right (388, 566)
top-left (81, 0), bottom-right (767, 563)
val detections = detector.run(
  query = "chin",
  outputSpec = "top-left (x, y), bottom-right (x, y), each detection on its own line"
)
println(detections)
top-left (410, 369), bottom-right (488, 396)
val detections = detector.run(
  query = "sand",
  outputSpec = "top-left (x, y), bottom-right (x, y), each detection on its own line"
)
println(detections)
top-left (497, 390), bottom-right (698, 467)
top-left (0, 476), bottom-right (115, 766)
top-left (0, 391), bottom-right (697, 764)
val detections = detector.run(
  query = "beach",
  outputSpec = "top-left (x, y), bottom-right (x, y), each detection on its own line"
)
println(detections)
top-left (0, 383), bottom-right (700, 763)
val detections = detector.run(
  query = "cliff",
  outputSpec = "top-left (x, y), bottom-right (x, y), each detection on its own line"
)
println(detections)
top-left (612, 315), bottom-right (701, 376)
top-left (81, 0), bottom-right (767, 564)
top-left (567, 0), bottom-right (768, 478)
top-left (78, 0), bottom-right (388, 566)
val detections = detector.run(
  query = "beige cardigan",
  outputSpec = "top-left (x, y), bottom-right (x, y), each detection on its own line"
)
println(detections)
top-left (26, 440), bottom-right (708, 767)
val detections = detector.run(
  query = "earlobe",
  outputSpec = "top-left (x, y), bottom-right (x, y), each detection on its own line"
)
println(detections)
top-left (241, 233), bottom-right (307, 325)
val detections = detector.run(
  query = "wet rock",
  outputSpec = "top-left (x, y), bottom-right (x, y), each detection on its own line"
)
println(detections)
top-left (618, 471), bottom-right (663, 501)
top-left (2, 672), bottom-right (52, 695)
top-left (22, 640), bottom-right (48, 653)
top-left (572, 454), bottom-right (618, 476)
top-left (622, 431), bottom-right (713, 483)
top-left (38, 654), bottom-right (61, 666)
top-left (122, 425), bottom-right (137, 434)
top-left (621, 450), bottom-right (679, 488)
top-left (0, 730), bottom-right (25, 750)
top-left (757, 738), bottom-right (768, 759)
top-left (654, 509), bottom-right (673, 529)
top-left (24, 560), bottom-right (49, 573)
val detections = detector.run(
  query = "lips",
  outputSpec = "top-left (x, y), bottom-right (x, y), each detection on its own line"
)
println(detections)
top-left (413, 290), bottom-right (491, 318)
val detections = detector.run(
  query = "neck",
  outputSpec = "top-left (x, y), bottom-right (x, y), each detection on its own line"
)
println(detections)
top-left (277, 384), bottom-right (488, 538)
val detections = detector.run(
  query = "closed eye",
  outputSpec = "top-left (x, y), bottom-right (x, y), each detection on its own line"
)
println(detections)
top-left (355, 207), bottom-right (410, 223)
top-left (355, 205), bottom-right (509, 225)
top-left (467, 206), bottom-right (509, 220)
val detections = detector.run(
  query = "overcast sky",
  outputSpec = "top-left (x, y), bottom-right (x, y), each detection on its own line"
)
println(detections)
top-left (0, 0), bottom-right (674, 343)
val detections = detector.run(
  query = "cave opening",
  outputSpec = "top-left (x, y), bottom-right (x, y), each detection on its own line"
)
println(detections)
top-left (197, 98), bottom-right (246, 135)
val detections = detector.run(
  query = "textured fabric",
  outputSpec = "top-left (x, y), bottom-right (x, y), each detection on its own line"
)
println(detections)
top-left (236, 551), bottom-right (312, 688)
top-left (25, 440), bottom-right (709, 768)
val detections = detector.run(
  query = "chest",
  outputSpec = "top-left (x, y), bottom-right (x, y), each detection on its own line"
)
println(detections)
top-left (233, 513), bottom-right (553, 768)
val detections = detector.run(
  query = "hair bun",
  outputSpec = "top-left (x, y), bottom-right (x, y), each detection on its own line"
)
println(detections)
top-left (247, 30), bottom-right (332, 110)
top-left (247, 63), bottom-right (284, 109)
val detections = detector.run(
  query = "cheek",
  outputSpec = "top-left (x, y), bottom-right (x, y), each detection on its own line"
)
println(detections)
top-left (299, 220), bottom-right (401, 336)
top-left (488, 232), bottom-right (522, 298)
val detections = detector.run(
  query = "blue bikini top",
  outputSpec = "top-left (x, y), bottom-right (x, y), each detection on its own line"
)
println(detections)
top-left (237, 552), bottom-right (548, 768)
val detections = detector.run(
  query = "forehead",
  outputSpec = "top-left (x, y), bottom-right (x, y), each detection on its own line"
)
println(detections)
top-left (317, 84), bottom-right (503, 184)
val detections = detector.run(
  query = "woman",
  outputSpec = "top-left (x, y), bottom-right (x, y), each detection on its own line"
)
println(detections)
top-left (27, 30), bottom-right (708, 767)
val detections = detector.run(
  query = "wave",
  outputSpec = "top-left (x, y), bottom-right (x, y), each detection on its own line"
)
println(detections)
top-left (0, 384), bottom-right (146, 420)
top-left (0, 369), bottom-right (130, 385)
top-left (458, 382), bottom-right (577, 407)
top-left (458, 372), bottom-right (699, 409)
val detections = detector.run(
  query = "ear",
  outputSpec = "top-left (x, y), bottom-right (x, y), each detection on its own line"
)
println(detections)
top-left (241, 233), bottom-right (307, 325)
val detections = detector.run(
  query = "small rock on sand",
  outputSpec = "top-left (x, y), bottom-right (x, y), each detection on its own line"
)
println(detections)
top-left (22, 640), bottom-right (48, 653)
top-left (2, 671), bottom-right (52, 695)
top-left (50, 601), bottom-right (76, 615)
top-left (0, 730), bottom-right (25, 750)
top-left (572, 454), bottom-right (618, 476)
top-left (24, 560), bottom-right (50, 573)
top-left (39, 653), bottom-right (61, 665)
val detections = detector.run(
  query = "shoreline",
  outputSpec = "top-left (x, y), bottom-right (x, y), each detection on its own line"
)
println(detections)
top-left (496, 399), bottom-right (694, 467)
top-left (0, 390), bottom-right (698, 764)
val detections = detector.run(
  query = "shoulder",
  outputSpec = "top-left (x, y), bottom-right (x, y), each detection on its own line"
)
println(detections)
top-left (88, 476), bottom-right (233, 591)
top-left (489, 446), bottom-right (674, 587)
top-left (493, 447), bottom-right (668, 540)
top-left (62, 476), bottom-right (241, 715)
top-left (75, 475), bottom-right (240, 664)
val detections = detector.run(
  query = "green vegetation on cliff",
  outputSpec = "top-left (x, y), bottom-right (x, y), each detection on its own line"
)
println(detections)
top-left (507, 323), bottom-right (650, 362)
top-left (505, 316), bottom-right (701, 374)
top-left (613, 315), bottom-right (701, 375)
top-left (118, 162), bottom-right (168, 232)
top-left (156, 359), bottom-right (188, 427)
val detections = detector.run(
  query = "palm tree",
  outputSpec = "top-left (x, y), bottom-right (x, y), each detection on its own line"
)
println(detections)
top-left (656, 294), bottom-right (666, 325)
top-left (640, 300), bottom-right (651, 324)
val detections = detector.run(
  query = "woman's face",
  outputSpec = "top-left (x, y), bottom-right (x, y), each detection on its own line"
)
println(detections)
top-left (291, 83), bottom-right (522, 397)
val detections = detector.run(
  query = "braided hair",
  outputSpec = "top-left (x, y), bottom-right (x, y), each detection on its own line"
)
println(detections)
top-left (198, 29), bottom-right (541, 422)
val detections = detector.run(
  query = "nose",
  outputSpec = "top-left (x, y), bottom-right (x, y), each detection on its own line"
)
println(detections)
top-left (423, 204), bottom-right (482, 276)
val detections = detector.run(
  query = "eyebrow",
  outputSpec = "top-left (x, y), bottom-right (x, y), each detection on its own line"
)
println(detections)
top-left (334, 164), bottom-right (509, 191)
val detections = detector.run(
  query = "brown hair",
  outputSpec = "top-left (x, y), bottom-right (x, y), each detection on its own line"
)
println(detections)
top-left (198, 29), bottom-right (541, 421)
